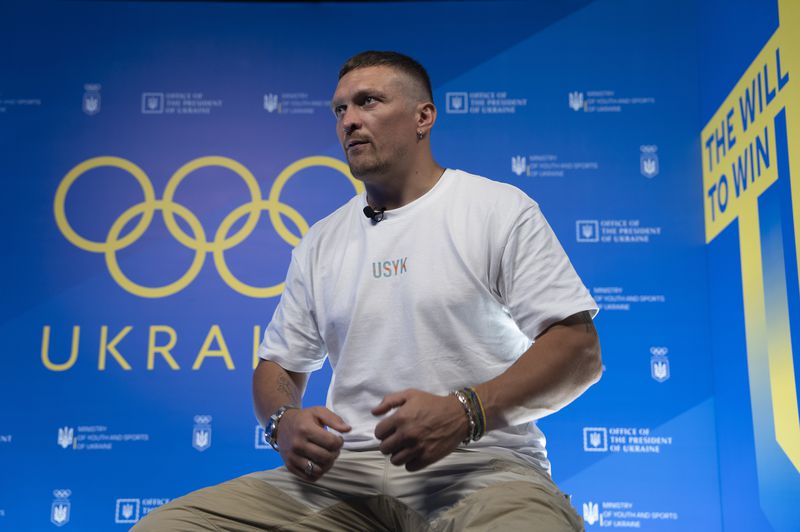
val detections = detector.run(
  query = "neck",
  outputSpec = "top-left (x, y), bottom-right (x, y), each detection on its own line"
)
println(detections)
top-left (364, 160), bottom-right (445, 211)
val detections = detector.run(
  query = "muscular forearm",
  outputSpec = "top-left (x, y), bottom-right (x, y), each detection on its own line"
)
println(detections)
top-left (474, 311), bottom-right (602, 431)
top-left (252, 359), bottom-right (308, 427)
top-left (253, 359), bottom-right (349, 481)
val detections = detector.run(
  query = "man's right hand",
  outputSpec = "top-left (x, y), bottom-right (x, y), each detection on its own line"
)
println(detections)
top-left (276, 406), bottom-right (351, 482)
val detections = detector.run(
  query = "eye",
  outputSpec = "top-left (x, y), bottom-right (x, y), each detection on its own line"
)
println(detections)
top-left (363, 96), bottom-right (377, 105)
top-left (333, 105), bottom-right (346, 117)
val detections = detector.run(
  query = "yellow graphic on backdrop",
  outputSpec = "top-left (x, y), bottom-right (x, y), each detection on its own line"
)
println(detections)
top-left (54, 156), bottom-right (363, 298)
top-left (702, 0), bottom-right (800, 526)
top-left (703, 42), bottom-right (787, 241)
top-left (40, 324), bottom-right (265, 372)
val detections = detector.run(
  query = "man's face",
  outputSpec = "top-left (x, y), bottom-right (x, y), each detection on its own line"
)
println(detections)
top-left (331, 66), bottom-right (419, 179)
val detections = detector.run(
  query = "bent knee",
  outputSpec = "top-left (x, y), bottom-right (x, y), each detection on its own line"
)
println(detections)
top-left (132, 503), bottom-right (218, 532)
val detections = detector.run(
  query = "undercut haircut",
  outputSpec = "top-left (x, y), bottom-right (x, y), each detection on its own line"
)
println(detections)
top-left (338, 50), bottom-right (434, 104)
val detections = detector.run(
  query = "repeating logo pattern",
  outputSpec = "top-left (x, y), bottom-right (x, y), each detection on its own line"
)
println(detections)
top-left (583, 501), bottom-right (600, 526)
top-left (57, 427), bottom-right (74, 449)
top-left (583, 427), bottom-right (608, 452)
top-left (511, 155), bottom-right (527, 176)
top-left (192, 415), bottom-right (212, 452)
top-left (445, 92), bottom-right (469, 113)
top-left (650, 346), bottom-right (670, 383)
top-left (82, 84), bottom-right (101, 116)
top-left (640, 145), bottom-right (659, 178)
top-left (115, 498), bottom-right (141, 524)
top-left (50, 490), bottom-right (71, 527)
top-left (263, 93), bottom-right (279, 113)
top-left (569, 91), bottom-right (584, 111)
top-left (54, 156), bottom-right (362, 298)
top-left (141, 92), bottom-right (165, 114)
top-left (576, 220), bottom-right (600, 243)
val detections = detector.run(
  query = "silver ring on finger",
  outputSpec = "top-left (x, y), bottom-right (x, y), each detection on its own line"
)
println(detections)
top-left (305, 459), bottom-right (315, 477)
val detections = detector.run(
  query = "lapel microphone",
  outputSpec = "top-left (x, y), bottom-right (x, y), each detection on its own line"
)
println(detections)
top-left (363, 205), bottom-right (386, 224)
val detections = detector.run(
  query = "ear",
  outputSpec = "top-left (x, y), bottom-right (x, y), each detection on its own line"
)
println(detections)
top-left (416, 101), bottom-right (437, 136)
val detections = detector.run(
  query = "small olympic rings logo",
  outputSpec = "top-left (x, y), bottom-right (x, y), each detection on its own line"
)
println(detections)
top-left (54, 155), bottom-right (362, 298)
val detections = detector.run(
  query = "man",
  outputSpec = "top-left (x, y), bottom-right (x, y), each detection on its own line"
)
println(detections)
top-left (136, 51), bottom-right (601, 531)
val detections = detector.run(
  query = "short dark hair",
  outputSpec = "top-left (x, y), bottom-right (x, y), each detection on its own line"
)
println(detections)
top-left (338, 50), bottom-right (433, 103)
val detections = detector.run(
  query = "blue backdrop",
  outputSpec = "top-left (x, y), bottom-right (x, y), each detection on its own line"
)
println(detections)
top-left (1, 0), bottom-right (797, 530)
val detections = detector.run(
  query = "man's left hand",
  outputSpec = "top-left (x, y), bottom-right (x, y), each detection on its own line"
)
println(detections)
top-left (372, 389), bottom-right (469, 471)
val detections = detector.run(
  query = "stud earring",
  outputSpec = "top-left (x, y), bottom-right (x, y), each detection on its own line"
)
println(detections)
top-left (416, 130), bottom-right (424, 140)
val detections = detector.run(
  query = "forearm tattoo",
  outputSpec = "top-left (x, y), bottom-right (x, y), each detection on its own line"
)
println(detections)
top-left (277, 374), bottom-right (300, 405)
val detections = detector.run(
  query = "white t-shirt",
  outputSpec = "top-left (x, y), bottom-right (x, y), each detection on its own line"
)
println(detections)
top-left (259, 169), bottom-right (597, 473)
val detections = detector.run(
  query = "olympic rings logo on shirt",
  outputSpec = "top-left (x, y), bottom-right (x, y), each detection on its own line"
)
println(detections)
top-left (54, 155), bottom-right (362, 298)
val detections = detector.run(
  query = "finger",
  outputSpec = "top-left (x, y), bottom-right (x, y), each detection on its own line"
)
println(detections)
top-left (314, 407), bottom-right (352, 433)
top-left (296, 440), bottom-right (339, 469)
top-left (287, 454), bottom-right (322, 482)
top-left (371, 391), bottom-right (408, 416)
top-left (284, 415), bottom-right (338, 453)
top-left (378, 430), bottom-right (411, 455)
top-left (283, 452), bottom-right (307, 479)
top-left (374, 415), bottom-right (399, 441)
top-left (288, 448), bottom-right (338, 481)
top-left (405, 453), bottom-right (433, 472)
top-left (307, 426), bottom-right (346, 453)
top-left (390, 445), bottom-right (421, 467)
top-left (285, 459), bottom-right (309, 481)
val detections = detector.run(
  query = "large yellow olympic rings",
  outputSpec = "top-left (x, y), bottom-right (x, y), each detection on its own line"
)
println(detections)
top-left (162, 156), bottom-right (262, 252)
top-left (106, 200), bottom-right (207, 298)
top-left (54, 155), bottom-right (363, 298)
top-left (269, 156), bottom-right (360, 247)
top-left (214, 200), bottom-right (308, 298)
top-left (55, 157), bottom-right (157, 252)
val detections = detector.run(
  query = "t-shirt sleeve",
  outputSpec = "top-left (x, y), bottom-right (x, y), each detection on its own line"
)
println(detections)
top-left (498, 203), bottom-right (598, 340)
top-left (258, 251), bottom-right (327, 372)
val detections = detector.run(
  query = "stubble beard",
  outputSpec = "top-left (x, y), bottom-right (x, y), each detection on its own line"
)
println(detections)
top-left (346, 149), bottom-right (387, 181)
top-left (347, 142), bottom-right (411, 184)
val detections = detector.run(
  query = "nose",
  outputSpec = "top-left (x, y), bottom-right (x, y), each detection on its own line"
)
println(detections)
top-left (341, 107), bottom-right (361, 136)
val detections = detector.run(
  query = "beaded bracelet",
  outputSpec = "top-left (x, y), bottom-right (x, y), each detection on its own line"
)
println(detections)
top-left (451, 387), bottom-right (489, 443)
top-left (463, 387), bottom-right (486, 441)
top-left (451, 390), bottom-right (476, 445)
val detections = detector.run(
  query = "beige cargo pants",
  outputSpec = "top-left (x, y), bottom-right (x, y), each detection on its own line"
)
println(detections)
top-left (133, 447), bottom-right (583, 531)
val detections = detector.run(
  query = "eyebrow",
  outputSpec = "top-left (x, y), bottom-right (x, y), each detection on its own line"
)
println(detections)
top-left (331, 88), bottom-right (388, 110)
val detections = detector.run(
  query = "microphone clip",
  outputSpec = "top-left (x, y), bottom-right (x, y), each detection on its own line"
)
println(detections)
top-left (363, 205), bottom-right (386, 224)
